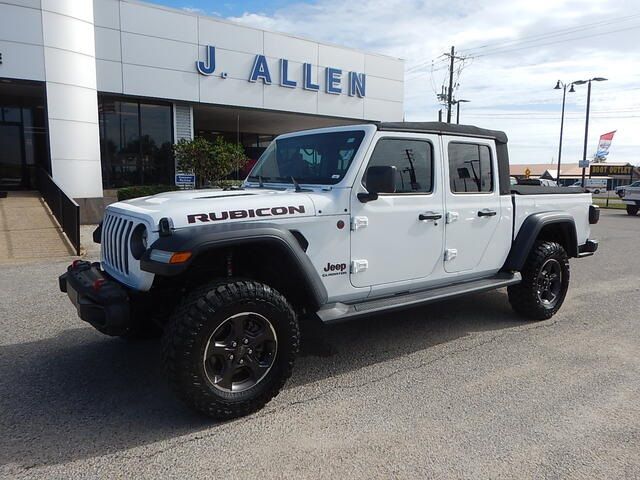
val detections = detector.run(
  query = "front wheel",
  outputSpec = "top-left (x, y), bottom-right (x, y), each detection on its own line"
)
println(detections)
top-left (162, 280), bottom-right (299, 419)
top-left (508, 241), bottom-right (570, 320)
top-left (627, 205), bottom-right (639, 216)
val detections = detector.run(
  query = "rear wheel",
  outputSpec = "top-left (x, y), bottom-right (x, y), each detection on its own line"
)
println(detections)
top-left (508, 241), bottom-right (570, 320)
top-left (627, 205), bottom-right (639, 216)
top-left (162, 279), bottom-right (299, 419)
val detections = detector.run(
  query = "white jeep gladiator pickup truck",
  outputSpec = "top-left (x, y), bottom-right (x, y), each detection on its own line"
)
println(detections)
top-left (59, 122), bottom-right (600, 419)
top-left (620, 182), bottom-right (640, 215)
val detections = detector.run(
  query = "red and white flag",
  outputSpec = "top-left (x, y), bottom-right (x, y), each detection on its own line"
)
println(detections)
top-left (595, 130), bottom-right (616, 159)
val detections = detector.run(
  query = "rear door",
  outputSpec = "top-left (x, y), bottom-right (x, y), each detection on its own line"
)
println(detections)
top-left (442, 137), bottom-right (505, 273)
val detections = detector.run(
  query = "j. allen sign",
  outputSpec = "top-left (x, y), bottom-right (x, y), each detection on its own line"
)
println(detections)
top-left (196, 45), bottom-right (366, 98)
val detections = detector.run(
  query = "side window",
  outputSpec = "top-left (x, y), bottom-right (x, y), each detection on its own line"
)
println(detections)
top-left (448, 143), bottom-right (493, 193)
top-left (364, 138), bottom-right (433, 194)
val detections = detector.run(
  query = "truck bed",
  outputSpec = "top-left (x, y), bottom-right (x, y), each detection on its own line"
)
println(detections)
top-left (512, 190), bottom-right (592, 246)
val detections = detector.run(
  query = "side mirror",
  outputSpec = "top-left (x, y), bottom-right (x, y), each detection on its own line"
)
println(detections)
top-left (358, 166), bottom-right (396, 203)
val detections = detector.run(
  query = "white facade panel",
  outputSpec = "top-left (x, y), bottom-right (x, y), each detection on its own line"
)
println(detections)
top-left (44, 47), bottom-right (97, 89)
top-left (42, 10), bottom-right (96, 57)
top-left (199, 74), bottom-right (263, 108)
top-left (93, 0), bottom-right (120, 29)
top-left (364, 54), bottom-right (404, 82)
top-left (95, 26), bottom-right (121, 61)
top-left (318, 44), bottom-right (365, 73)
top-left (96, 59), bottom-right (123, 92)
top-left (48, 119), bottom-right (101, 162)
top-left (212, 48), bottom-right (262, 81)
top-left (123, 63), bottom-right (199, 102)
top-left (46, 83), bottom-right (99, 124)
top-left (42, 0), bottom-right (94, 23)
top-left (120, 2), bottom-right (197, 44)
top-left (50, 158), bottom-right (105, 199)
top-left (264, 32), bottom-right (318, 65)
top-left (1, 0), bottom-right (41, 8)
top-left (364, 98), bottom-right (404, 121)
top-left (0, 40), bottom-right (45, 80)
top-left (121, 32), bottom-right (197, 72)
top-left (0, 3), bottom-right (43, 45)
top-left (264, 78), bottom-right (318, 115)
top-left (198, 17), bottom-right (263, 55)
top-left (366, 76), bottom-right (404, 103)
top-left (317, 90), bottom-right (364, 119)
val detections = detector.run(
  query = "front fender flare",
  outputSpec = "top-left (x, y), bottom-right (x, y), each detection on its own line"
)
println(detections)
top-left (502, 211), bottom-right (578, 271)
top-left (141, 222), bottom-right (328, 309)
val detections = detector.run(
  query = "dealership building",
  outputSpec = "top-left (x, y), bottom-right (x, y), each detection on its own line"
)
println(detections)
top-left (0, 0), bottom-right (404, 221)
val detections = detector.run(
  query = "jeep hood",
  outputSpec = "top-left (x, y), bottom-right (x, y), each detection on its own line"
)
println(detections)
top-left (107, 188), bottom-right (316, 230)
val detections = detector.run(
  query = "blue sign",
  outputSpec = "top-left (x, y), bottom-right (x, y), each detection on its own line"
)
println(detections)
top-left (175, 173), bottom-right (196, 186)
top-left (196, 45), bottom-right (366, 98)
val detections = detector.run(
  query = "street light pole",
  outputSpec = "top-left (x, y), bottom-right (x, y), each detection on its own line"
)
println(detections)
top-left (573, 77), bottom-right (607, 188)
top-left (554, 81), bottom-right (573, 186)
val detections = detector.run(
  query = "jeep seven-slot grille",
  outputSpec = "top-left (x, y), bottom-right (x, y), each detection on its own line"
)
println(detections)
top-left (102, 213), bottom-right (135, 275)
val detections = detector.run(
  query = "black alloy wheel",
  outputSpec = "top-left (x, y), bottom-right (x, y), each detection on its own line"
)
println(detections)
top-left (535, 259), bottom-right (563, 309)
top-left (203, 312), bottom-right (278, 393)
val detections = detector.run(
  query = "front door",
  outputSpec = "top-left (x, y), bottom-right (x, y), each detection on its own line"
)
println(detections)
top-left (0, 122), bottom-right (25, 189)
top-left (442, 137), bottom-right (503, 273)
top-left (350, 133), bottom-right (445, 289)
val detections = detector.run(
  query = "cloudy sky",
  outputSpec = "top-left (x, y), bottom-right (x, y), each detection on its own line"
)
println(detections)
top-left (158, 0), bottom-right (640, 165)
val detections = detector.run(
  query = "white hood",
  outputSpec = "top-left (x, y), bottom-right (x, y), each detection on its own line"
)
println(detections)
top-left (107, 188), bottom-right (317, 230)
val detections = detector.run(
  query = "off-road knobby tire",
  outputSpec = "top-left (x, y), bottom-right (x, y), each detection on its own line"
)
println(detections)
top-left (626, 205), bottom-right (639, 216)
top-left (162, 279), bottom-right (299, 420)
top-left (508, 241), bottom-right (570, 320)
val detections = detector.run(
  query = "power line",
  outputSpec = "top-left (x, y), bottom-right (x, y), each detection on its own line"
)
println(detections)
top-left (470, 23), bottom-right (640, 58)
top-left (406, 12), bottom-right (640, 78)
top-left (458, 12), bottom-right (640, 56)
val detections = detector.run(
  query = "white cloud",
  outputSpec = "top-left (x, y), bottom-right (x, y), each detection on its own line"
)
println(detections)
top-left (229, 0), bottom-right (640, 165)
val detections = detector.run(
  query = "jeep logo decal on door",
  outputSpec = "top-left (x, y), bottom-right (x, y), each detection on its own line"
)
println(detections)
top-left (187, 205), bottom-right (306, 224)
top-left (322, 262), bottom-right (348, 277)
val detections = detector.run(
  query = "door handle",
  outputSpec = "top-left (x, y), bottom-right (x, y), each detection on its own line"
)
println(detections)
top-left (419, 212), bottom-right (442, 221)
top-left (477, 209), bottom-right (497, 217)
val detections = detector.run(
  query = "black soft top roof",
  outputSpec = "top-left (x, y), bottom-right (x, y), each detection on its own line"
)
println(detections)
top-left (377, 122), bottom-right (508, 145)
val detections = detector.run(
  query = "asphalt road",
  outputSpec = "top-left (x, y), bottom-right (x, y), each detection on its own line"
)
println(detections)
top-left (1, 210), bottom-right (638, 479)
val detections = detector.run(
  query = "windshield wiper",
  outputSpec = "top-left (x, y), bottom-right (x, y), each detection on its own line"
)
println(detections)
top-left (291, 176), bottom-right (302, 192)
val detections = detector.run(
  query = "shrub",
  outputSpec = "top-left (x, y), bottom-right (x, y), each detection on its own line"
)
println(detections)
top-left (173, 136), bottom-right (248, 187)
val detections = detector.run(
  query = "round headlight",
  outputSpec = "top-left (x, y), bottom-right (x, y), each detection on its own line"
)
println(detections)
top-left (130, 224), bottom-right (148, 260)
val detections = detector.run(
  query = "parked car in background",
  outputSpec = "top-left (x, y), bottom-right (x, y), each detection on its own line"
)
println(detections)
top-left (571, 178), bottom-right (607, 194)
top-left (616, 181), bottom-right (640, 198)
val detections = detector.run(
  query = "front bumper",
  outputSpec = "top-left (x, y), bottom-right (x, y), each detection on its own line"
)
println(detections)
top-left (59, 261), bottom-right (131, 336)
top-left (578, 239), bottom-right (598, 258)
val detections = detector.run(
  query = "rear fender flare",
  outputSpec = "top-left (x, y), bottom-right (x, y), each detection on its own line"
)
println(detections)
top-left (503, 212), bottom-right (578, 271)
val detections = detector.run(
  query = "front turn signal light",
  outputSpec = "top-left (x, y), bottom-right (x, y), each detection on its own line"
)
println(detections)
top-left (169, 251), bottom-right (192, 264)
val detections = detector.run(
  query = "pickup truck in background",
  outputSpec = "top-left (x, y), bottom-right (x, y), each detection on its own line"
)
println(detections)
top-left (59, 122), bottom-right (600, 420)
top-left (571, 178), bottom-right (608, 194)
top-left (621, 182), bottom-right (640, 215)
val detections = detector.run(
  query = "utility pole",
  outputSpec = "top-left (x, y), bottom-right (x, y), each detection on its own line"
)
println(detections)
top-left (438, 109), bottom-right (442, 122)
top-left (446, 46), bottom-right (455, 123)
top-left (581, 80), bottom-right (592, 188)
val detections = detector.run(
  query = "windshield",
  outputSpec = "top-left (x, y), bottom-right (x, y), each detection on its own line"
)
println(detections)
top-left (247, 130), bottom-right (366, 185)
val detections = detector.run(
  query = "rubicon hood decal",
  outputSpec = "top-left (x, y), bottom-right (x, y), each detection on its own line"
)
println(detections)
top-left (188, 205), bottom-right (306, 224)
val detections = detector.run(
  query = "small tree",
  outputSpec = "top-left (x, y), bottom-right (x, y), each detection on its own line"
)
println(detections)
top-left (173, 136), bottom-right (248, 187)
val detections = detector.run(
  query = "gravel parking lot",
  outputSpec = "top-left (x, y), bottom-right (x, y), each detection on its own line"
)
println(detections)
top-left (1, 210), bottom-right (638, 479)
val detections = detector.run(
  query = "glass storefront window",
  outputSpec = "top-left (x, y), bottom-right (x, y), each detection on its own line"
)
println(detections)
top-left (99, 96), bottom-right (173, 188)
